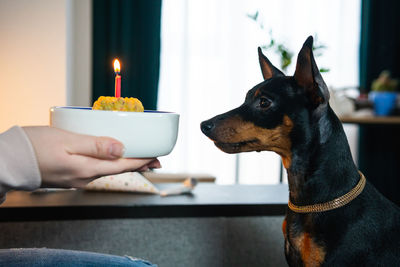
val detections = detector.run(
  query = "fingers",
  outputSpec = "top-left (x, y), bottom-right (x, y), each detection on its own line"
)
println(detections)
top-left (148, 159), bottom-right (162, 169)
top-left (65, 134), bottom-right (125, 160)
top-left (74, 157), bottom-right (161, 179)
top-left (69, 158), bottom-right (161, 188)
top-left (95, 158), bottom-right (159, 176)
top-left (134, 159), bottom-right (162, 172)
top-left (23, 126), bottom-right (162, 190)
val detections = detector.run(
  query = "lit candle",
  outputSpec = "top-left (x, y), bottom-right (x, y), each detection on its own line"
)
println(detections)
top-left (114, 59), bottom-right (121, 98)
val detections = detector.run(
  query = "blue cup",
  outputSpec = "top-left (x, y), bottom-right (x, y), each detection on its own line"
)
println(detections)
top-left (372, 92), bottom-right (398, 116)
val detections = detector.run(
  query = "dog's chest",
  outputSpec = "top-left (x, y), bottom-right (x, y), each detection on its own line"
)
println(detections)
top-left (283, 218), bottom-right (326, 267)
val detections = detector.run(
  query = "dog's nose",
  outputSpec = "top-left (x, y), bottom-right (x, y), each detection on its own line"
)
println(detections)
top-left (200, 120), bottom-right (215, 135)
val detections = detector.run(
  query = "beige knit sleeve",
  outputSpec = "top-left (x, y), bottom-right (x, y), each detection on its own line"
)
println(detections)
top-left (0, 126), bottom-right (41, 204)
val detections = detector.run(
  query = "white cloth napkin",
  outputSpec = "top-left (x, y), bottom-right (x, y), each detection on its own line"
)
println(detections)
top-left (85, 172), bottom-right (159, 194)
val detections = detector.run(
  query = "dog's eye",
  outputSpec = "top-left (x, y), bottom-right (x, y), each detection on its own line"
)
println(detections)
top-left (259, 97), bottom-right (272, 109)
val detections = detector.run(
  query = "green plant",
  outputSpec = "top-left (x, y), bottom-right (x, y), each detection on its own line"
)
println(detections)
top-left (260, 31), bottom-right (293, 71)
top-left (247, 11), bottom-right (329, 73)
top-left (371, 70), bottom-right (398, 92)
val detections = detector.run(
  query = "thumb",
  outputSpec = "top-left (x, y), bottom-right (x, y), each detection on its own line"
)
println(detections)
top-left (65, 135), bottom-right (125, 159)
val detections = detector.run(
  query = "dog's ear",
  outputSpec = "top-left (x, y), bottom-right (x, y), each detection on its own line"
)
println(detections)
top-left (293, 36), bottom-right (329, 107)
top-left (258, 47), bottom-right (284, 80)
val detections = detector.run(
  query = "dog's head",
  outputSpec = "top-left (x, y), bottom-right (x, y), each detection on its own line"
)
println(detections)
top-left (200, 36), bottom-right (330, 168)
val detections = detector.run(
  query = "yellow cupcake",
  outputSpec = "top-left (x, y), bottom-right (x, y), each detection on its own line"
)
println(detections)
top-left (92, 96), bottom-right (144, 112)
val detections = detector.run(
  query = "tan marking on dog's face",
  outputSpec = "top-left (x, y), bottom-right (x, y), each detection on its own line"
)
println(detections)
top-left (211, 115), bottom-right (293, 167)
top-left (292, 232), bottom-right (326, 267)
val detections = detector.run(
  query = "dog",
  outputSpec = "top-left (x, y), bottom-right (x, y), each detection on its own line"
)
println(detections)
top-left (201, 36), bottom-right (400, 266)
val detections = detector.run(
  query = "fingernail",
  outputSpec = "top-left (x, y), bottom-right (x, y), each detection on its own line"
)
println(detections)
top-left (150, 161), bottom-right (162, 169)
top-left (110, 143), bottom-right (125, 158)
top-left (155, 162), bottom-right (162, 168)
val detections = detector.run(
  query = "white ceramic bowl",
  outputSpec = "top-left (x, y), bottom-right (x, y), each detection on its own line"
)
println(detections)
top-left (50, 106), bottom-right (179, 158)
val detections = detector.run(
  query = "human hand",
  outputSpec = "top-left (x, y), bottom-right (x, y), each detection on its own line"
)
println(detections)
top-left (23, 126), bottom-right (161, 188)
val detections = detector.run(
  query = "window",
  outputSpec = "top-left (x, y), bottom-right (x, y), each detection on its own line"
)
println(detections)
top-left (158, 0), bottom-right (361, 184)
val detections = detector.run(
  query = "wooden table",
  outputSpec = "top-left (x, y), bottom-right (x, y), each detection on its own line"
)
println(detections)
top-left (0, 184), bottom-right (289, 221)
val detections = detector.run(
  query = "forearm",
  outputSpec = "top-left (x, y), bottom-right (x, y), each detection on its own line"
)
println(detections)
top-left (0, 126), bottom-right (41, 203)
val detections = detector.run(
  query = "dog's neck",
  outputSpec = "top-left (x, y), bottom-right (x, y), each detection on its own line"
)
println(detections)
top-left (286, 107), bottom-right (360, 206)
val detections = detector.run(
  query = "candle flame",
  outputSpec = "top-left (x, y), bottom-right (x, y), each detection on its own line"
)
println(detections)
top-left (114, 59), bottom-right (121, 73)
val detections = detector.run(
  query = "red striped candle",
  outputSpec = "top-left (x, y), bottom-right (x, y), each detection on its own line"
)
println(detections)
top-left (114, 59), bottom-right (121, 98)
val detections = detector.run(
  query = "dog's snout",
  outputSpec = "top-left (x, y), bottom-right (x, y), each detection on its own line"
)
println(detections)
top-left (200, 120), bottom-right (215, 135)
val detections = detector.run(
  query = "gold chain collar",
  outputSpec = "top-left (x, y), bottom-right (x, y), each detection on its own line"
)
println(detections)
top-left (288, 171), bottom-right (366, 213)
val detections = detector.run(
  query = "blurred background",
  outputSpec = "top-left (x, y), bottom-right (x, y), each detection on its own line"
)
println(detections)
top-left (0, 0), bottom-right (399, 204)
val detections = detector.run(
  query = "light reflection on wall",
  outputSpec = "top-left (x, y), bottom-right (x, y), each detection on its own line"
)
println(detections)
top-left (0, 0), bottom-right (67, 132)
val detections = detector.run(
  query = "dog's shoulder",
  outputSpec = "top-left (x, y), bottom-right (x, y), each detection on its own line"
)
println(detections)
top-left (328, 182), bottom-right (400, 265)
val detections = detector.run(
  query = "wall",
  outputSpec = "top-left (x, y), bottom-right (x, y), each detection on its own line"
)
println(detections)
top-left (0, 0), bottom-right (66, 132)
top-left (66, 0), bottom-right (92, 107)
top-left (0, 0), bottom-right (92, 132)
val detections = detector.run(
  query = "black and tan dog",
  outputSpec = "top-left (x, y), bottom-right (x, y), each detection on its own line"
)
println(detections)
top-left (201, 36), bottom-right (400, 266)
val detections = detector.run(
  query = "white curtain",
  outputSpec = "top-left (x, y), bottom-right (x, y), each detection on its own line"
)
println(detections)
top-left (157, 0), bottom-right (361, 184)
